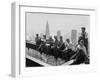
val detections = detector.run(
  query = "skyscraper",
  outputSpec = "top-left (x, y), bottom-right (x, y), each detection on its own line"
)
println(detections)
top-left (45, 21), bottom-right (50, 39)
top-left (40, 33), bottom-right (44, 38)
top-left (71, 29), bottom-right (77, 45)
top-left (57, 30), bottom-right (61, 41)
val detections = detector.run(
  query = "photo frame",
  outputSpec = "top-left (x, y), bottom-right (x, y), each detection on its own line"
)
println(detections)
top-left (11, 2), bottom-right (96, 78)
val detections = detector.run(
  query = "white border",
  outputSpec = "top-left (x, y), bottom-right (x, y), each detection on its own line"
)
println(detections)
top-left (11, 2), bottom-right (96, 78)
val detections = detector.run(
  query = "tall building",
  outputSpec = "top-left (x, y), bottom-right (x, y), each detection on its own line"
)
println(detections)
top-left (45, 21), bottom-right (50, 39)
top-left (71, 29), bottom-right (77, 45)
top-left (40, 33), bottom-right (44, 38)
top-left (57, 30), bottom-right (61, 41)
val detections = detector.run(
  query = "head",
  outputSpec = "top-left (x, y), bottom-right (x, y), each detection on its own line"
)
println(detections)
top-left (81, 27), bottom-right (86, 33)
top-left (66, 39), bottom-right (70, 43)
top-left (36, 34), bottom-right (39, 37)
top-left (43, 35), bottom-right (46, 39)
top-left (79, 40), bottom-right (84, 46)
top-left (60, 36), bottom-right (63, 41)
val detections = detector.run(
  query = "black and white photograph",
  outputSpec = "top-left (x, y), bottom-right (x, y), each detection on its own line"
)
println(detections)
top-left (10, 1), bottom-right (99, 78)
top-left (25, 12), bottom-right (90, 67)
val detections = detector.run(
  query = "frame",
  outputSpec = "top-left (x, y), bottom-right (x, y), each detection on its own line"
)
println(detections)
top-left (11, 2), bottom-right (96, 78)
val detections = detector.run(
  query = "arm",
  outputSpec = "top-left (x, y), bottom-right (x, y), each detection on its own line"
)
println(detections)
top-left (83, 46), bottom-right (88, 59)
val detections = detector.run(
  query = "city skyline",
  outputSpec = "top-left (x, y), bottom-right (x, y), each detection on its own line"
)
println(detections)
top-left (26, 21), bottom-right (80, 44)
top-left (26, 12), bottom-right (90, 41)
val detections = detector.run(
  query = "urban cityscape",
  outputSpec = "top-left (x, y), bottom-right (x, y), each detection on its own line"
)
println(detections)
top-left (25, 13), bottom-right (89, 67)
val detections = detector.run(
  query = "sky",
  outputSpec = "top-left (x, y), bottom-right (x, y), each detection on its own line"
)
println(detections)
top-left (26, 12), bottom-right (90, 41)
